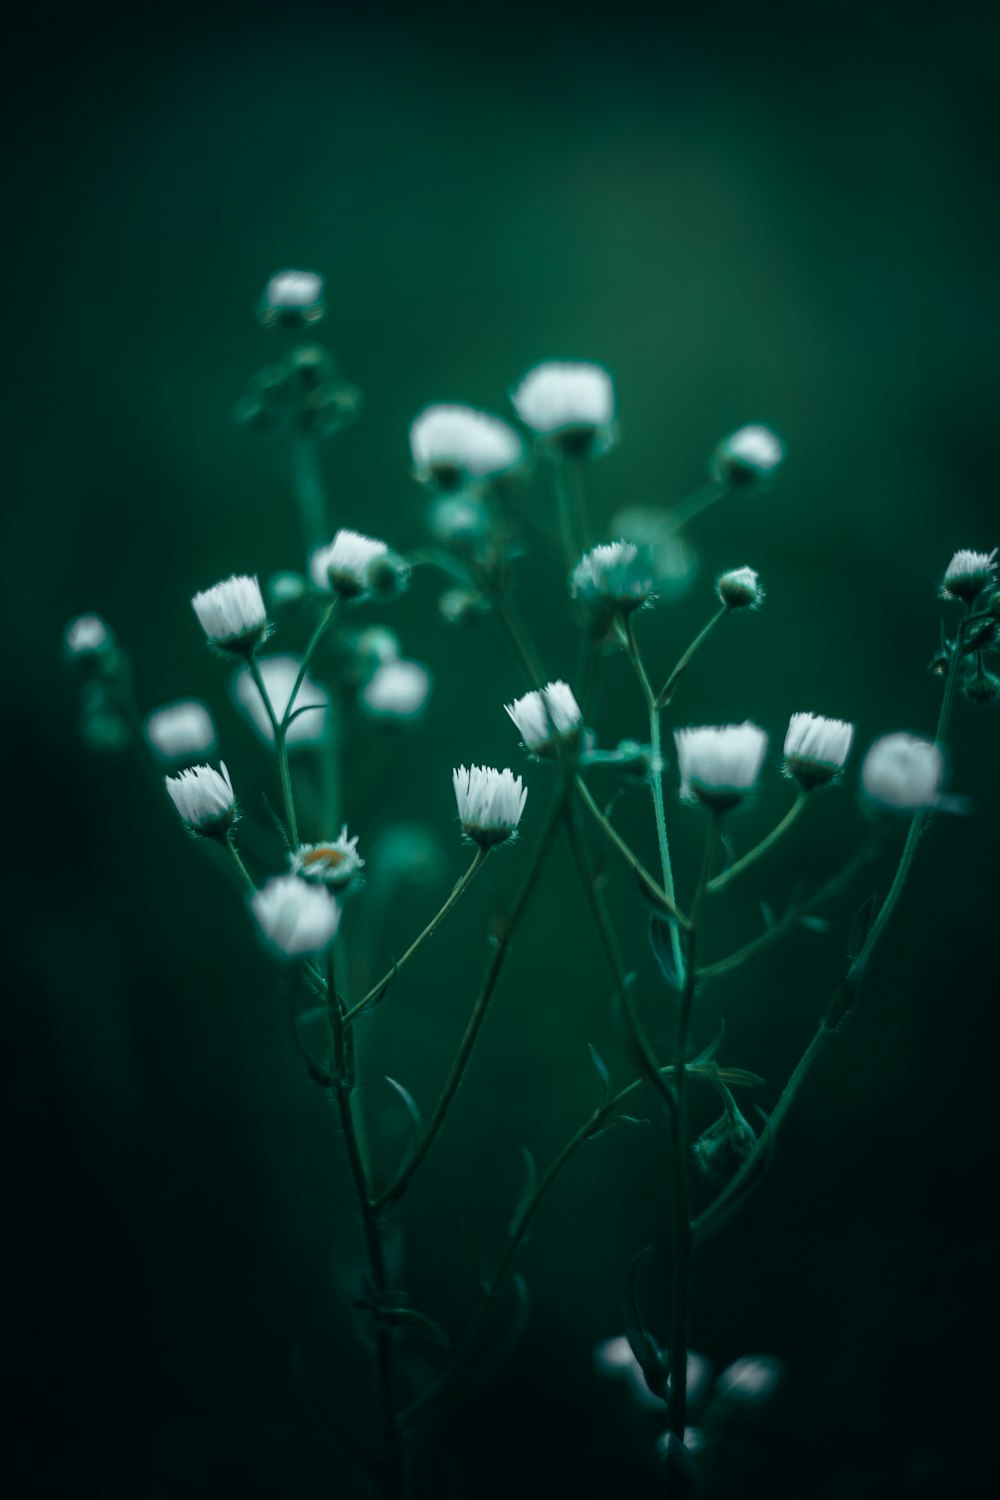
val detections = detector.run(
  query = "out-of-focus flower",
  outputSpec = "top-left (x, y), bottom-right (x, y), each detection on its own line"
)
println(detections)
top-left (452, 765), bottom-right (527, 848)
top-left (505, 680), bottom-right (582, 755)
top-left (714, 1355), bottom-right (783, 1404)
top-left (860, 732), bottom-right (942, 814)
top-left (192, 575), bottom-right (269, 655)
top-left (251, 875), bottom-right (340, 957)
top-left (571, 540), bottom-right (653, 617)
top-left (233, 654), bottom-right (330, 747)
top-left (145, 700), bottom-right (217, 763)
top-left (512, 361), bottom-right (616, 455)
top-left (310, 529), bottom-right (389, 601)
top-left (64, 613), bottom-right (113, 660)
top-left (410, 404), bottom-right (523, 488)
top-left (165, 762), bottom-right (237, 837)
top-left (258, 269), bottom-right (325, 327)
top-left (711, 424), bottom-right (785, 489)
top-left (783, 711), bottom-right (854, 790)
top-left (360, 659), bottom-right (432, 720)
top-left (675, 723), bottom-right (768, 810)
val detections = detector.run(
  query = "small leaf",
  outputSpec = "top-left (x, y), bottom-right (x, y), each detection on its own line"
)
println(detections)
top-left (384, 1076), bottom-right (424, 1156)
top-left (690, 1020), bottom-right (726, 1067)
top-left (587, 1043), bottom-right (611, 1108)
top-left (649, 915), bottom-right (681, 990)
top-left (713, 1066), bottom-right (765, 1089)
top-left (260, 792), bottom-right (291, 848)
top-left (463, 1274), bottom-right (531, 1395)
top-left (799, 915), bottom-right (830, 934)
top-left (587, 1113), bottom-right (649, 1142)
top-left (621, 1245), bottom-right (667, 1398)
top-left (508, 1146), bottom-right (538, 1236)
top-left (284, 703), bottom-right (326, 730)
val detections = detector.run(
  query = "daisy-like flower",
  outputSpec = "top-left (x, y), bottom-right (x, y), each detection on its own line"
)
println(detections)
top-left (145, 700), bottom-right (217, 763)
top-left (310, 529), bottom-right (389, 601)
top-left (410, 404), bottom-right (523, 489)
top-left (511, 361), bottom-right (616, 456)
top-left (715, 1355), bottom-right (783, 1404)
top-left (251, 875), bottom-right (340, 958)
top-left (165, 761), bottom-right (237, 837)
top-left (291, 828), bottom-right (365, 894)
top-left (711, 424), bottom-right (785, 490)
top-left (783, 711), bottom-right (854, 790)
top-left (674, 723), bottom-right (769, 810)
top-left (64, 613), bottom-right (112, 659)
top-left (505, 679), bottom-right (583, 755)
top-left (232, 654), bottom-right (330, 748)
top-left (860, 732), bottom-right (943, 814)
top-left (258, 268), bottom-right (325, 327)
top-left (941, 547), bottom-right (997, 603)
top-left (570, 540), bottom-right (653, 616)
top-left (360, 659), bottom-right (432, 720)
top-left (716, 566), bottom-right (764, 610)
top-left (452, 765), bottom-right (528, 848)
top-left (192, 575), bottom-right (269, 655)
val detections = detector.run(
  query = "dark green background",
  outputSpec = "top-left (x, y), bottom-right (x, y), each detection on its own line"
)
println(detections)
top-left (7, 3), bottom-right (999, 1495)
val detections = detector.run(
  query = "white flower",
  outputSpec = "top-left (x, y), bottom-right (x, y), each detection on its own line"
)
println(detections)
top-left (410, 404), bottom-right (523, 485)
top-left (716, 566), bottom-right (764, 610)
top-left (232, 654), bottom-right (330, 748)
top-left (783, 711), bottom-right (854, 789)
top-left (505, 680), bottom-right (583, 755)
top-left (674, 723), bottom-right (769, 810)
top-left (860, 732), bottom-right (943, 814)
top-left (941, 547), bottom-right (997, 602)
top-left (251, 875), bottom-right (340, 958)
top-left (712, 424), bottom-right (785, 489)
top-left (192, 574), bottom-right (269, 654)
top-left (165, 761), bottom-right (237, 836)
top-left (360, 659), bottom-right (432, 720)
top-left (511, 361), bottom-right (615, 452)
top-left (64, 613), bottom-right (111, 658)
top-left (310, 529), bottom-right (389, 600)
top-left (452, 765), bottom-right (528, 848)
top-left (291, 828), bottom-right (365, 894)
top-left (145, 700), bottom-right (217, 762)
top-left (570, 540), bottom-right (653, 613)
top-left (715, 1355), bottom-right (783, 1403)
top-left (593, 1337), bottom-right (712, 1412)
top-left (259, 269), bottom-right (325, 325)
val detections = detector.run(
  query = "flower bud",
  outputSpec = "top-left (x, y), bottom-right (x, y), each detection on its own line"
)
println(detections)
top-left (410, 404), bottom-right (523, 490)
top-left (505, 680), bottom-right (583, 756)
top-left (783, 712), bottom-right (854, 790)
top-left (711, 424), bottom-right (785, 490)
top-left (962, 664), bottom-right (1000, 705)
top-left (511, 361), bottom-right (616, 458)
top-left (63, 612), bottom-right (115, 665)
top-left (439, 588), bottom-right (490, 627)
top-left (258, 269), bottom-right (325, 329)
top-left (192, 575), bottom-right (270, 656)
top-left (145, 700), bottom-right (217, 764)
top-left (266, 571), bottom-right (308, 609)
top-left (716, 566), bottom-right (764, 610)
top-left (860, 732), bottom-right (942, 815)
top-left (165, 762), bottom-right (238, 838)
top-left (674, 723), bottom-right (768, 811)
top-left (941, 547), bottom-right (997, 603)
top-left (360, 659), bottom-right (432, 720)
top-left (452, 765), bottom-right (528, 848)
top-left (693, 1101), bottom-right (756, 1181)
top-left (310, 529), bottom-right (390, 601)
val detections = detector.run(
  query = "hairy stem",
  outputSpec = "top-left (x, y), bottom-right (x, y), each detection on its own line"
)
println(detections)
top-left (573, 774), bottom-right (690, 927)
top-left (708, 789), bottom-right (808, 894)
top-left (655, 604), bottom-right (728, 709)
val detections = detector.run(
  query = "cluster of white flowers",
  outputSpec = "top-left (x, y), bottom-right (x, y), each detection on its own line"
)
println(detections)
top-left (192, 575), bottom-right (269, 654)
top-left (453, 765), bottom-right (527, 848)
top-left (505, 680), bottom-right (583, 755)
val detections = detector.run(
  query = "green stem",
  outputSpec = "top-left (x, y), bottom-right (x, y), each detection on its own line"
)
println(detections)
top-left (292, 431), bottom-right (329, 556)
top-left (622, 618), bottom-right (686, 986)
top-left (248, 654), bottom-right (299, 848)
top-left (573, 774), bottom-right (690, 928)
top-left (373, 794), bottom-right (565, 1211)
top-left (658, 478), bottom-right (728, 535)
top-left (224, 830), bottom-right (256, 892)
top-left (326, 954), bottom-right (405, 1496)
top-left (708, 789), bottom-right (808, 894)
top-left (553, 455), bottom-right (590, 560)
top-left (281, 602), bottom-right (337, 732)
top-left (490, 590), bottom-right (547, 690)
top-left (343, 850), bottom-right (489, 1025)
top-left (667, 811), bottom-right (721, 1440)
top-left (655, 604), bottom-right (728, 709)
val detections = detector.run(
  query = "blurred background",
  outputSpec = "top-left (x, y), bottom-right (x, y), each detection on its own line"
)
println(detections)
top-left (6, 1), bottom-right (999, 1495)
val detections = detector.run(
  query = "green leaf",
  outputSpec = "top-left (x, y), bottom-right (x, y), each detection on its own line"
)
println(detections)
top-left (384, 1076), bottom-right (424, 1156)
top-left (464, 1274), bottom-right (530, 1395)
top-left (621, 1245), bottom-right (668, 1400)
top-left (648, 915), bottom-right (681, 990)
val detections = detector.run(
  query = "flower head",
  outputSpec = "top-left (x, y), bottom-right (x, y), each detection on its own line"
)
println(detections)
top-left (291, 828), bottom-right (365, 894)
top-left (711, 424), bottom-right (785, 490)
top-left (717, 566), bottom-right (764, 610)
top-left (570, 540), bottom-right (653, 617)
top-left (259, 269), bottom-right (325, 327)
top-left (233, 654), bottom-right (330, 748)
top-left (860, 732), bottom-right (943, 814)
top-left (192, 575), bottom-right (269, 655)
top-left (165, 761), bottom-right (237, 836)
top-left (783, 712), bottom-right (854, 790)
top-left (452, 765), bottom-right (527, 848)
top-left (410, 404), bottom-right (523, 489)
top-left (674, 723), bottom-right (769, 810)
top-left (64, 613), bottom-right (113, 660)
top-left (310, 529), bottom-right (389, 601)
top-left (360, 659), bottom-right (432, 720)
top-left (941, 548), bottom-right (997, 603)
top-left (145, 700), bottom-right (217, 763)
top-left (505, 680), bottom-right (583, 756)
top-left (251, 875), bottom-right (340, 958)
top-left (715, 1355), bottom-right (783, 1404)
top-left (511, 362), bottom-right (615, 456)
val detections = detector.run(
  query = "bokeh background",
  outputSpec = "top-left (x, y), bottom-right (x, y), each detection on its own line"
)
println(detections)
top-left (6, 2), bottom-right (999, 1495)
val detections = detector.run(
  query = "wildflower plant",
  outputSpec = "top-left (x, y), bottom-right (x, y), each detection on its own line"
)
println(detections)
top-left (65, 269), bottom-right (998, 1498)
